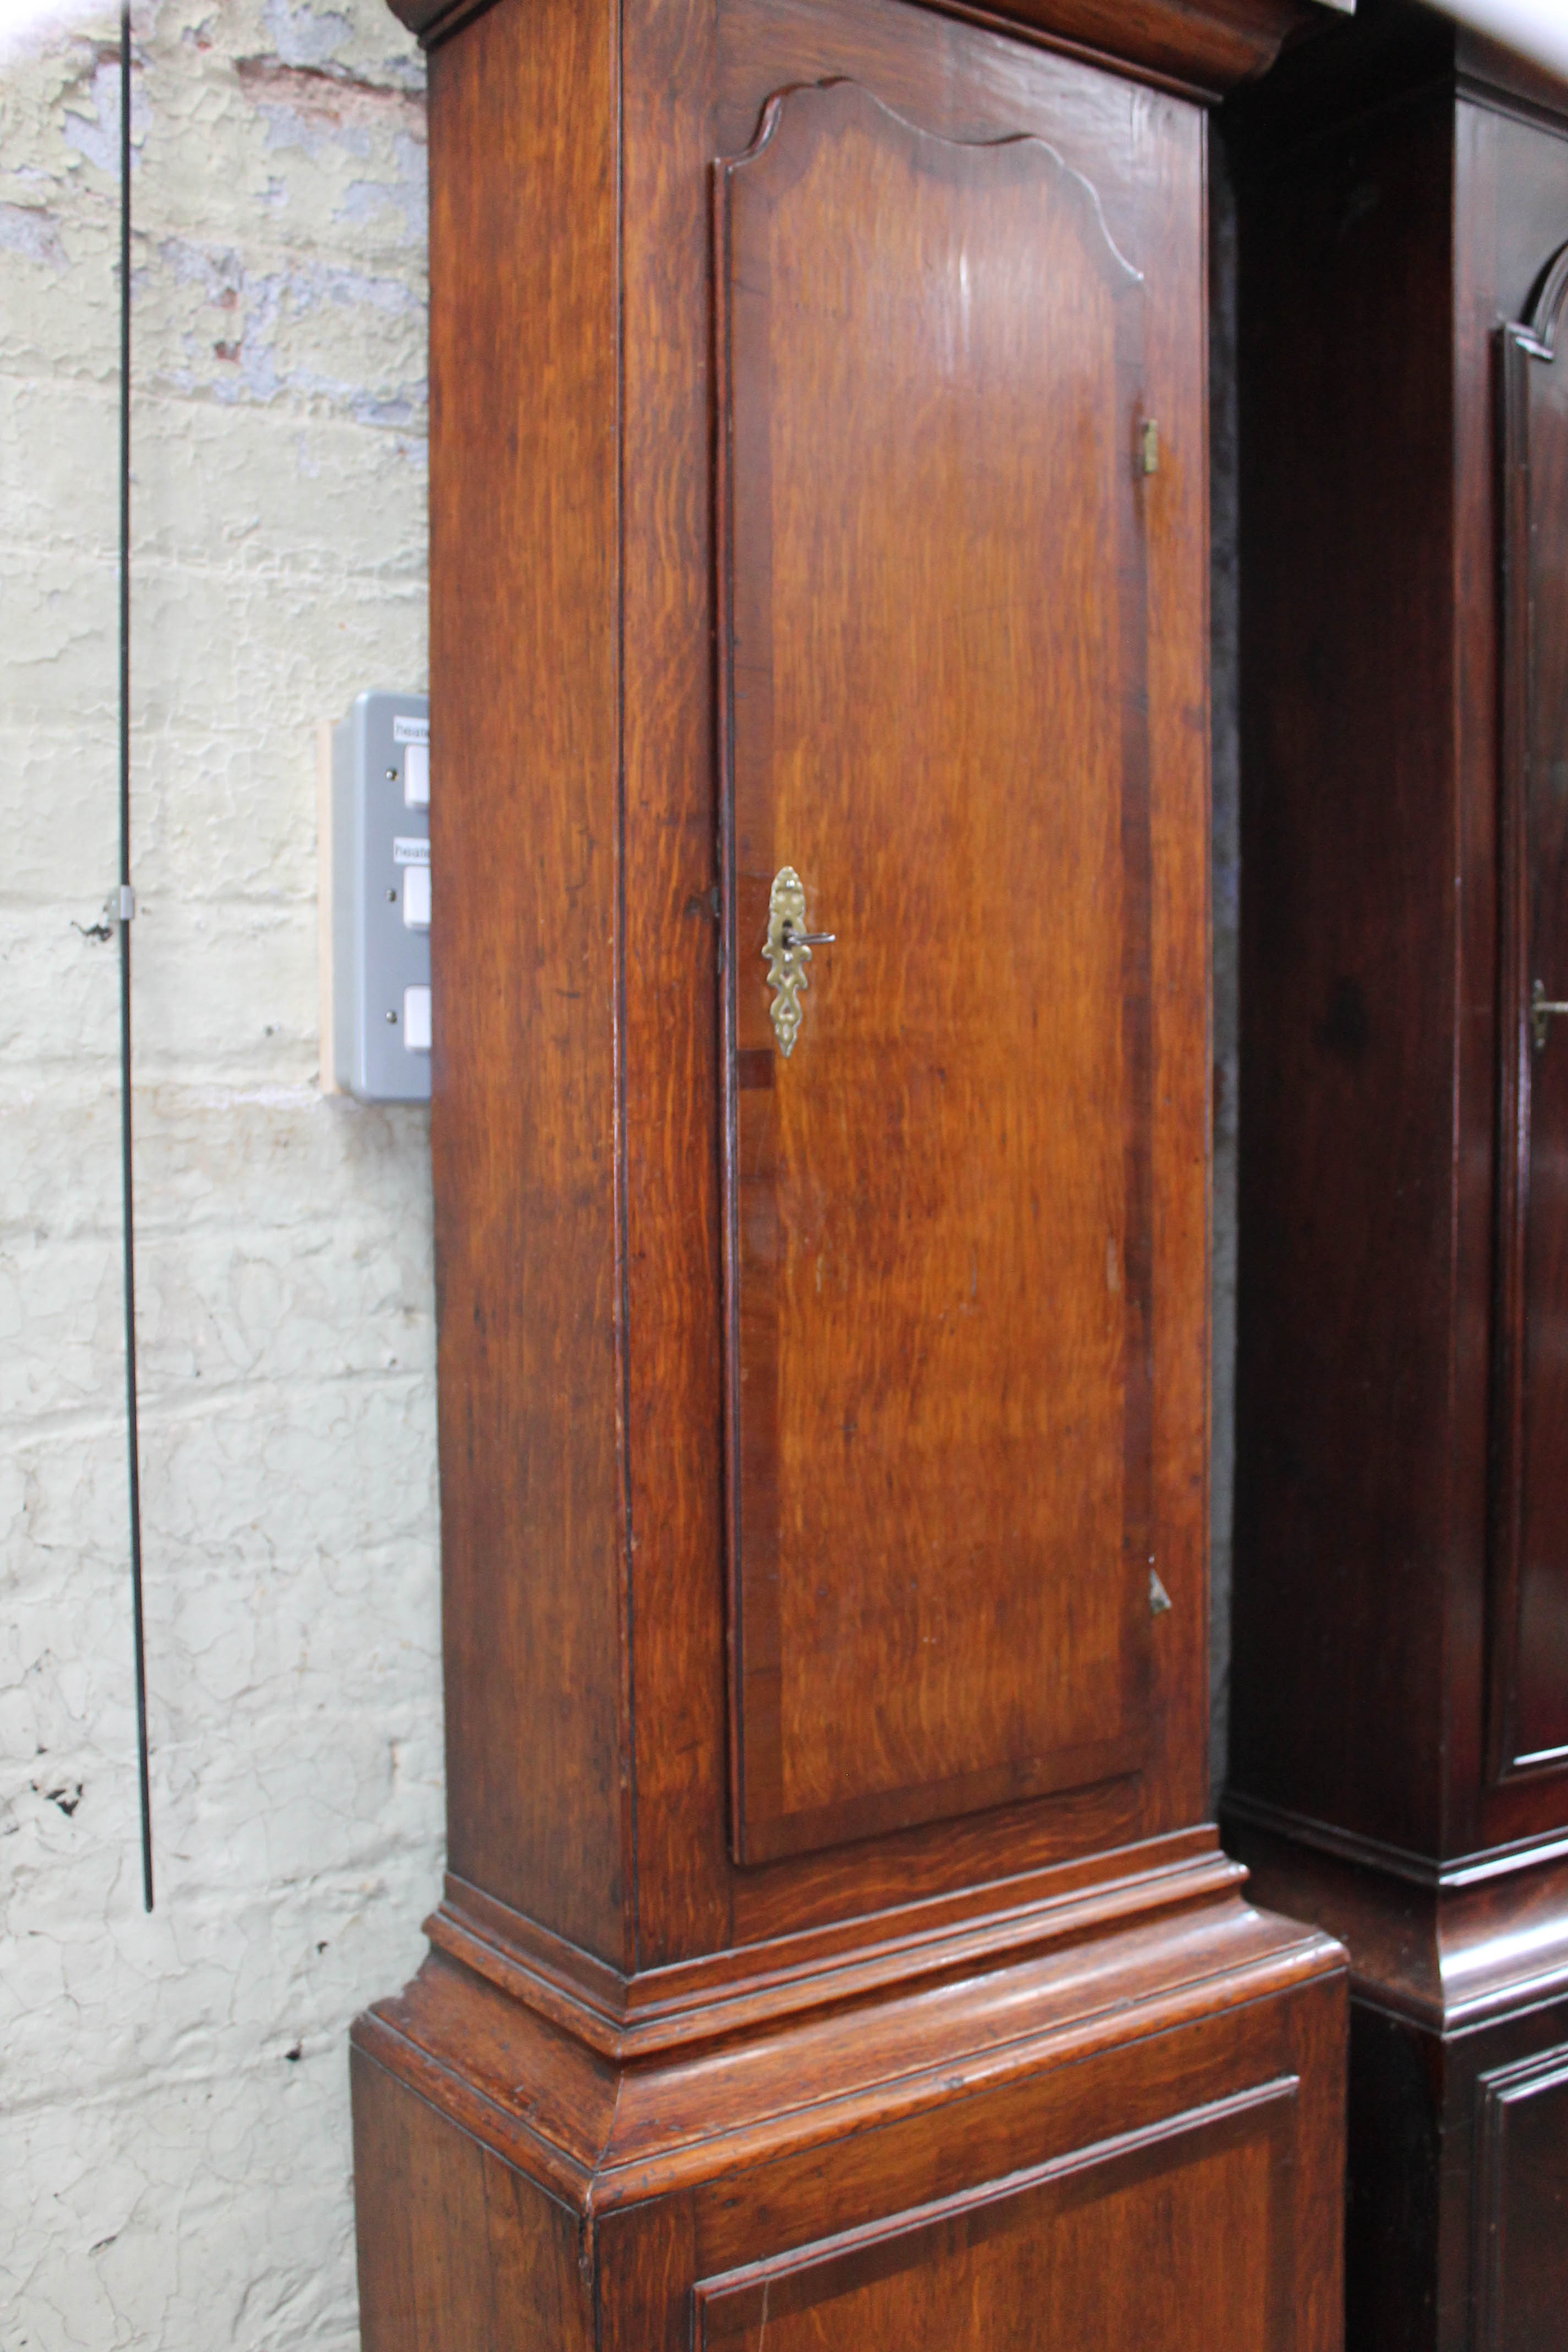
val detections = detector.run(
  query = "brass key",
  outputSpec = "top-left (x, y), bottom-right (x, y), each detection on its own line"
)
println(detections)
top-left (1532, 979), bottom-right (1568, 1052)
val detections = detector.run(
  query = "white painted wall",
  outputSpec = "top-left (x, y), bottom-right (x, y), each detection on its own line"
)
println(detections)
top-left (0, 4), bottom-right (440, 2345)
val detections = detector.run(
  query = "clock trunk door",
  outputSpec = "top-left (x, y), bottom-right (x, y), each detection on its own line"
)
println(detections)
top-left (718, 80), bottom-right (1156, 1864)
top-left (1500, 273), bottom-right (1568, 1777)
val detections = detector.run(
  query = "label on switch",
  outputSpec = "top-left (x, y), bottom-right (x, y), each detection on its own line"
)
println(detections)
top-left (393, 836), bottom-right (429, 866)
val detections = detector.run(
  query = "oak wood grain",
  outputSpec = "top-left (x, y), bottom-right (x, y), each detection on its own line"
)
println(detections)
top-left (695, 2082), bottom-right (1298, 2352)
top-left (621, 0), bottom-right (1215, 1964)
top-left (717, 78), bottom-right (1153, 1861)
top-left (352, 2044), bottom-right (594, 2352)
top-left (426, 0), bottom-right (631, 1965)
top-left (427, 1831), bottom-right (1245, 2062)
top-left (357, 1882), bottom-right (1342, 2213)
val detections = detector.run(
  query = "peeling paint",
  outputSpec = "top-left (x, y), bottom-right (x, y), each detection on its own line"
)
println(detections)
top-left (337, 128), bottom-right (426, 242)
top-left (262, 0), bottom-right (353, 69)
top-left (59, 46), bottom-right (146, 175)
top-left (0, 201), bottom-right (68, 268)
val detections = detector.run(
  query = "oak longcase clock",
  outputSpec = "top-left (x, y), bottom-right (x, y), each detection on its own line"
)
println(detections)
top-left (348, 4), bottom-right (1348, 2349)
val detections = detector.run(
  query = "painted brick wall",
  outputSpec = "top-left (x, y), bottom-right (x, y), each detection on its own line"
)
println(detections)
top-left (0, 4), bottom-right (439, 2344)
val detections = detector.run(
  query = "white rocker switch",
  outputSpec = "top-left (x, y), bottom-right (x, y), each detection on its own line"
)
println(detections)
top-left (402, 863), bottom-right (431, 932)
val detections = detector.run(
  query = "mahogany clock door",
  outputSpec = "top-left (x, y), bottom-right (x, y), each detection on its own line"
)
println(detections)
top-left (1498, 248), bottom-right (1568, 1778)
top-left (717, 79), bottom-right (1157, 1864)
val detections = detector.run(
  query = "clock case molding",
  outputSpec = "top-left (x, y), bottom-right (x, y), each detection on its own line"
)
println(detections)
top-left (349, 2), bottom-right (1348, 2346)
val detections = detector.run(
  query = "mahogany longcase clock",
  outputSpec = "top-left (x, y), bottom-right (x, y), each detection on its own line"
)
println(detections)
top-left (1227, 8), bottom-right (1568, 2346)
top-left (349, 4), bottom-right (1348, 2348)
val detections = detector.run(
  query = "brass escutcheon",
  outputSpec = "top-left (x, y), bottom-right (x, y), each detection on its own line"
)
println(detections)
top-left (763, 867), bottom-right (834, 1057)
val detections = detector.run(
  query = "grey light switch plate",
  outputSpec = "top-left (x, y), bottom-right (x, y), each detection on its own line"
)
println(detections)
top-left (320, 690), bottom-right (431, 1104)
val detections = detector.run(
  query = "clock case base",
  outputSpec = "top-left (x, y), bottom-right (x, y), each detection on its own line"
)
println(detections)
top-left (353, 1836), bottom-right (1344, 2352)
top-left (1228, 1810), bottom-right (1568, 2352)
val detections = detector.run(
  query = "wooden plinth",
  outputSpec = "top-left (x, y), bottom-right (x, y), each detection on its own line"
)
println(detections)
top-left (354, 1839), bottom-right (1343, 2352)
top-left (1228, 1812), bottom-right (1568, 2352)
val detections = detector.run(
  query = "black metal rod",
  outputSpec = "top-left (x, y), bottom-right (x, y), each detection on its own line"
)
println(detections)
top-left (118, 0), bottom-right (153, 1915)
